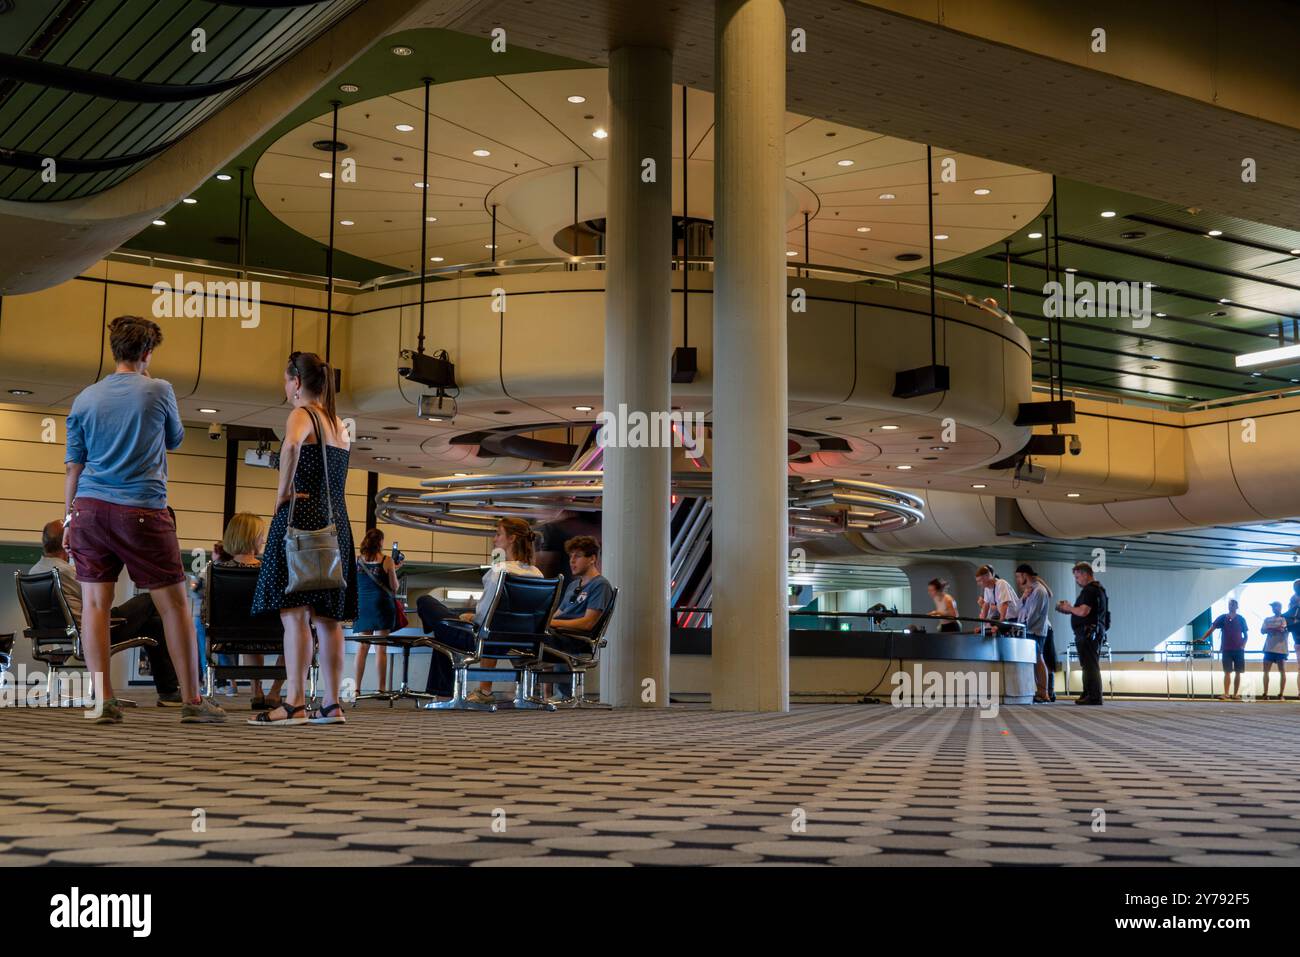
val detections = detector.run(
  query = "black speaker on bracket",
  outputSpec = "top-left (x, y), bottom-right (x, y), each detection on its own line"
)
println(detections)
top-left (892, 363), bottom-right (950, 399)
top-left (672, 346), bottom-right (697, 384)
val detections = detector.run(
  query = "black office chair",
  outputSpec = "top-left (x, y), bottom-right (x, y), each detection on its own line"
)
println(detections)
top-left (423, 574), bottom-right (562, 713)
top-left (521, 587), bottom-right (618, 709)
top-left (203, 564), bottom-right (293, 698)
top-left (0, 632), bottom-right (14, 677)
top-left (13, 569), bottom-right (157, 705)
top-left (350, 603), bottom-right (436, 709)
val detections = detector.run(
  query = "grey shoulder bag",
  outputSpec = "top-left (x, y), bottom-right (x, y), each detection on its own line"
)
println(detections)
top-left (283, 408), bottom-right (346, 594)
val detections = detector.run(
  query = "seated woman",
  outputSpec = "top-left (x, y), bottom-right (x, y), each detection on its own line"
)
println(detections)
top-left (199, 512), bottom-right (281, 709)
top-left (927, 578), bottom-right (961, 633)
top-left (419, 517), bottom-right (542, 705)
top-left (352, 528), bottom-right (403, 695)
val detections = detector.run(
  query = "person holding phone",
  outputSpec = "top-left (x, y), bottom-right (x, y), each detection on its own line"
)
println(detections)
top-left (352, 528), bottom-right (403, 696)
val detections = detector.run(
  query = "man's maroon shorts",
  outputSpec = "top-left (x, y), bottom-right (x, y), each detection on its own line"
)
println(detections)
top-left (68, 497), bottom-right (186, 589)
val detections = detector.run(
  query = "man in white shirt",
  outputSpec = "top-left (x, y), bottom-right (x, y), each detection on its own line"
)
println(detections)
top-left (976, 564), bottom-right (1021, 637)
top-left (1262, 601), bottom-right (1289, 700)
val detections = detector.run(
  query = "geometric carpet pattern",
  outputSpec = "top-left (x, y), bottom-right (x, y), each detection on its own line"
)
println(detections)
top-left (1, 698), bottom-right (1298, 867)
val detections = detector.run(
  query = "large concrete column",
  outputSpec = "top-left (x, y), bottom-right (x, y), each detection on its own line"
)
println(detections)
top-left (599, 46), bottom-right (673, 707)
top-left (711, 0), bottom-right (790, 712)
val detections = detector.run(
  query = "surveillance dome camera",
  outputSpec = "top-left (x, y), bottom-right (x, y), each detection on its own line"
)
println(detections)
top-left (208, 423), bottom-right (224, 442)
top-left (1068, 434), bottom-right (1082, 456)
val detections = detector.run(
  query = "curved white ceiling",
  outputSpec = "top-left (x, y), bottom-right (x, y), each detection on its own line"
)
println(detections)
top-left (255, 68), bottom-right (1053, 274)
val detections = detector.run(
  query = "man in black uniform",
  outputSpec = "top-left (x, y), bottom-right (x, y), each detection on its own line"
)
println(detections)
top-left (1056, 561), bottom-right (1107, 706)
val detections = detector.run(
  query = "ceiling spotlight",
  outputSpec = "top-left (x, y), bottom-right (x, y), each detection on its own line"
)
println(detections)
top-left (357, 435), bottom-right (377, 441)
top-left (1027, 231), bottom-right (1043, 239)
top-left (930, 445), bottom-right (948, 451)
top-left (1066, 492), bottom-right (1081, 498)
top-left (592, 128), bottom-right (608, 139)
top-left (1207, 229), bottom-right (1223, 237)
top-left (8, 389), bottom-right (33, 396)
top-left (198, 407), bottom-right (219, 414)
top-left (856, 226), bottom-right (871, 233)
top-left (573, 405), bottom-right (593, 412)
top-left (395, 123), bottom-right (414, 132)
top-left (413, 181), bottom-right (426, 188)
top-left (880, 424), bottom-right (900, 430)
top-left (390, 46), bottom-right (414, 56)
top-left (374, 455), bottom-right (392, 462)
top-left (425, 216), bottom-right (437, 222)
top-left (1100, 210), bottom-right (1117, 218)
top-left (472, 149), bottom-right (491, 157)
top-left (973, 187), bottom-right (991, 196)
top-left (786, 250), bottom-right (798, 257)
top-left (895, 465), bottom-right (913, 470)
top-left (934, 233), bottom-right (949, 240)
top-left (319, 172), bottom-right (332, 179)
top-left (837, 159), bottom-right (854, 167)
top-left (878, 192), bottom-right (896, 200)
top-left (338, 83), bottom-right (359, 94)
top-left (152, 219), bottom-right (166, 226)
top-left (182, 197), bottom-right (197, 205)
top-left (485, 244), bottom-right (497, 249)
top-left (339, 219), bottom-right (354, 226)
top-left (971, 484), bottom-right (987, 489)
top-left (430, 256), bottom-right (444, 262)
top-left (567, 95), bottom-right (586, 104)
top-left (215, 173), bottom-right (232, 181)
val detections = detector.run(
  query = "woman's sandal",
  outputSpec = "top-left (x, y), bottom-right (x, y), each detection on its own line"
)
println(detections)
top-left (246, 702), bottom-right (309, 727)
top-left (308, 702), bottom-right (347, 725)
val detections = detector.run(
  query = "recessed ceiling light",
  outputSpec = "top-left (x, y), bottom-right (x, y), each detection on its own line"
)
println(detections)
top-left (973, 187), bottom-right (991, 196)
top-left (215, 173), bottom-right (232, 181)
top-left (934, 233), bottom-right (949, 240)
top-left (895, 465), bottom-right (912, 470)
top-left (454, 472), bottom-right (469, 477)
top-left (1027, 231), bottom-right (1043, 239)
top-left (1040, 337), bottom-right (1049, 342)
top-left (374, 455), bottom-right (392, 461)
top-left (395, 123), bottom-right (414, 132)
top-left (837, 159), bottom-right (854, 167)
top-left (1065, 267), bottom-right (1077, 273)
top-left (425, 216), bottom-right (437, 222)
top-left (880, 424), bottom-right (900, 430)
top-left (1207, 229), bottom-right (1223, 237)
top-left (338, 83), bottom-right (359, 94)
top-left (413, 181), bottom-right (426, 188)
top-left (430, 256), bottom-right (444, 262)
top-left (357, 435), bottom-right (376, 441)
top-left (198, 407), bottom-right (219, 414)
top-left (1155, 312), bottom-right (1167, 317)
top-left (1066, 492), bottom-right (1081, 498)
top-left (567, 95), bottom-right (586, 104)
top-left (786, 250), bottom-right (798, 257)
top-left (319, 172), bottom-right (332, 179)
top-left (485, 244), bottom-right (497, 249)
top-left (1219, 298), bottom-right (1230, 303)
top-left (1004, 283), bottom-right (1015, 289)
top-left (971, 484), bottom-right (987, 489)
top-left (878, 192), bottom-right (896, 200)
top-left (182, 197), bottom-right (197, 205)
top-left (1251, 371), bottom-right (1263, 377)
top-left (339, 219), bottom-right (354, 226)
top-left (573, 405), bottom-right (593, 412)
top-left (1291, 249), bottom-right (1300, 256)
top-left (472, 149), bottom-right (491, 157)
top-left (152, 220), bottom-right (166, 226)
top-left (930, 445), bottom-right (948, 451)
top-left (8, 389), bottom-right (33, 396)
top-left (856, 226), bottom-right (870, 233)
top-left (390, 46), bottom-right (414, 56)
top-left (592, 128), bottom-right (608, 139)
top-left (1100, 210), bottom-right (1117, 218)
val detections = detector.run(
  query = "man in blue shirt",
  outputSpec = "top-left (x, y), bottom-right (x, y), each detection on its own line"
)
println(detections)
top-left (64, 315), bottom-right (226, 725)
top-left (542, 536), bottom-right (613, 701)
top-left (1015, 564), bottom-right (1052, 703)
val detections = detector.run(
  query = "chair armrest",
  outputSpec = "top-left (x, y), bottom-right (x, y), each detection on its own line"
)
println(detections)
top-left (546, 628), bottom-right (598, 648)
top-left (108, 637), bottom-right (157, 655)
top-left (423, 639), bottom-right (478, 665)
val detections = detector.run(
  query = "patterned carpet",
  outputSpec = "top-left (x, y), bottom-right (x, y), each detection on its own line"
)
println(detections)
top-left (1, 696), bottom-right (1298, 867)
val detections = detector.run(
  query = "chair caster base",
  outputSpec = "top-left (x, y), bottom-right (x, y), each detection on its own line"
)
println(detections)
top-left (423, 697), bottom-right (497, 712)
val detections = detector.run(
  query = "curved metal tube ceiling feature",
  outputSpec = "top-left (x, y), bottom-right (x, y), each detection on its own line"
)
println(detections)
top-left (375, 472), bottom-right (926, 540)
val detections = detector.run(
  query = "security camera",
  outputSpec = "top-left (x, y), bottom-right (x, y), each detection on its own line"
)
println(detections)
top-left (208, 423), bottom-right (224, 442)
top-left (1068, 434), bottom-right (1082, 456)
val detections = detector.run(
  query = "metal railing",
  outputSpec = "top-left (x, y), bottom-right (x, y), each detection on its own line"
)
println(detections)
top-left (673, 607), bottom-right (1026, 634)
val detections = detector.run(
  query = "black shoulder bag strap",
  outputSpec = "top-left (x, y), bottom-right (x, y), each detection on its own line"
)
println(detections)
top-left (285, 407), bottom-right (334, 529)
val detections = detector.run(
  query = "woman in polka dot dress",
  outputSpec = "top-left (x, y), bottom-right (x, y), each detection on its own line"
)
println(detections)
top-left (250, 351), bottom-right (357, 727)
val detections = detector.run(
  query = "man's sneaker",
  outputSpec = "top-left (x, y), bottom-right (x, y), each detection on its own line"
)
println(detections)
top-left (180, 697), bottom-right (229, 724)
top-left (92, 698), bottom-right (126, 724)
top-left (156, 691), bottom-right (183, 708)
top-left (465, 689), bottom-right (495, 706)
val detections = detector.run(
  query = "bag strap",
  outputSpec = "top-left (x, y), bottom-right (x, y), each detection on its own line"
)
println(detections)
top-left (286, 408), bottom-right (334, 528)
top-left (357, 556), bottom-right (394, 596)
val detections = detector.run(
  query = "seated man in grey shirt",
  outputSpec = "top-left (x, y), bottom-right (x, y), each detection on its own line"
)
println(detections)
top-left (1015, 563), bottom-right (1052, 703)
top-left (30, 520), bottom-right (181, 706)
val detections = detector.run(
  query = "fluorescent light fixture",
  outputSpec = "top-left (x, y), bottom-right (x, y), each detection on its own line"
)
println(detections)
top-left (1235, 343), bottom-right (1300, 370)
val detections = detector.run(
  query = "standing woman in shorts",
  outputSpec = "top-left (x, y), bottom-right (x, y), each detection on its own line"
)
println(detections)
top-left (249, 352), bottom-right (357, 726)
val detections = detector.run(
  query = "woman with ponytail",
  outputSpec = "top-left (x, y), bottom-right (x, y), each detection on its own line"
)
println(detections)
top-left (249, 351), bottom-right (357, 726)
